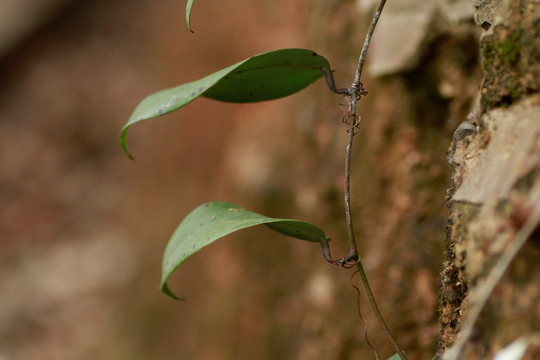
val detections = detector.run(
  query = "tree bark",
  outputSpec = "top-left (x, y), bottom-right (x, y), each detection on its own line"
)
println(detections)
top-left (438, 0), bottom-right (540, 359)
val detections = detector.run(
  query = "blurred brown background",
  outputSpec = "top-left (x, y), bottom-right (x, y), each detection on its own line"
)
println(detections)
top-left (0, 0), bottom-right (482, 359)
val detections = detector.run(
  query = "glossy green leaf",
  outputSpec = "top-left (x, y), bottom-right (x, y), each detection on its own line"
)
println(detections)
top-left (121, 48), bottom-right (331, 158)
top-left (186, 0), bottom-right (194, 32)
top-left (161, 201), bottom-right (327, 300)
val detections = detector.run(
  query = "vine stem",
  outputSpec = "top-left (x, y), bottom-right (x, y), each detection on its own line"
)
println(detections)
top-left (357, 261), bottom-right (406, 360)
top-left (341, 1), bottom-right (406, 359)
top-left (319, 1), bottom-right (405, 357)
top-left (351, 0), bottom-right (386, 101)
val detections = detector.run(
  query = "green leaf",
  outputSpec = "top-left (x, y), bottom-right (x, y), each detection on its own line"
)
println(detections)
top-left (386, 353), bottom-right (405, 360)
top-left (121, 48), bottom-right (331, 158)
top-left (161, 201), bottom-right (327, 300)
top-left (186, 0), bottom-right (194, 32)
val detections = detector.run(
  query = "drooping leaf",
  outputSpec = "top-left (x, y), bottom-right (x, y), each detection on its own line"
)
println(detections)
top-left (121, 48), bottom-right (331, 158)
top-left (186, 0), bottom-right (194, 32)
top-left (161, 201), bottom-right (327, 300)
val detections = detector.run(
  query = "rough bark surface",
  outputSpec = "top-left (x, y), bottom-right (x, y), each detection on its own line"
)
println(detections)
top-left (438, 0), bottom-right (540, 359)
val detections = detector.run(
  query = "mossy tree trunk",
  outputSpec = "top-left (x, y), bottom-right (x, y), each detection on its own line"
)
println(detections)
top-left (438, 0), bottom-right (540, 359)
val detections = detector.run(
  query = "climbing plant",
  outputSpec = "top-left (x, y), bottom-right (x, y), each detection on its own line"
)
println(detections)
top-left (121, 1), bottom-right (406, 359)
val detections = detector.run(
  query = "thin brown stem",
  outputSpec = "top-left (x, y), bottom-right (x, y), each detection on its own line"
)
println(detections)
top-left (343, 0), bottom-right (387, 262)
top-left (351, 0), bottom-right (387, 92)
top-left (346, 2), bottom-right (406, 358)
top-left (344, 128), bottom-right (359, 262)
top-left (321, 1), bottom-right (407, 359)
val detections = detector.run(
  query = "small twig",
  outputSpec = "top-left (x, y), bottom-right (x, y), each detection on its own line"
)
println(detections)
top-left (443, 198), bottom-right (540, 360)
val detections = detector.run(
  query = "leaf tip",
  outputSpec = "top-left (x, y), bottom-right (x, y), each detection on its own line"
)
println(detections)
top-left (187, 19), bottom-right (194, 33)
top-left (120, 128), bottom-right (135, 160)
top-left (161, 282), bottom-right (185, 301)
